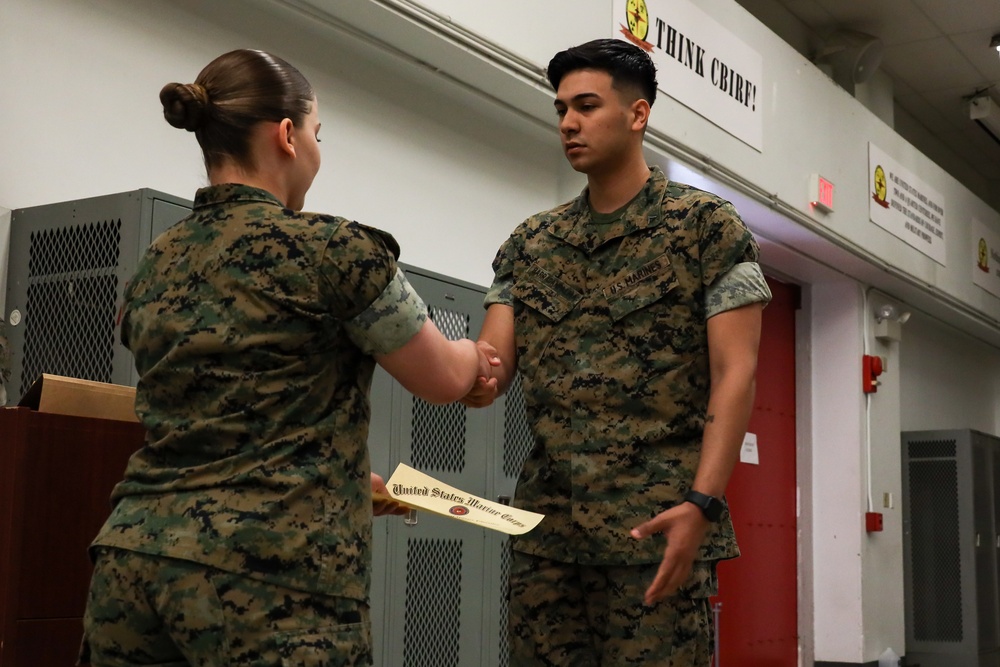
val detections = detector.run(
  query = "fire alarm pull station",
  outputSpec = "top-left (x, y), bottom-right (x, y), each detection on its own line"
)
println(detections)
top-left (863, 355), bottom-right (883, 393)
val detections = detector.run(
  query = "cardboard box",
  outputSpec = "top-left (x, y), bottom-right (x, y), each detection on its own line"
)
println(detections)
top-left (17, 374), bottom-right (138, 423)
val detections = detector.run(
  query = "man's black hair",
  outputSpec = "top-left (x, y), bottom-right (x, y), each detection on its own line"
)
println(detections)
top-left (547, 38), bottom-right (658, 105)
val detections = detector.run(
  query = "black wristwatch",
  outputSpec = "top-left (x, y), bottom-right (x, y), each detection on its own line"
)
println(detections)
top-left (683, 490), bottom-right (724, 522)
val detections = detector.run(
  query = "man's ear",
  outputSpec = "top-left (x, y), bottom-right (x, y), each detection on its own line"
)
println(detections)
top-left (277, 118), bottom-right (296, 158)
top-left (630, 99), bottom-right (651, 132)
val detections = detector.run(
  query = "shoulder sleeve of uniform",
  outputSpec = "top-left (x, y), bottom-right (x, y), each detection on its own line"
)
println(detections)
top-left (484, 275), bottom-right (514, 308)
top-left (484, 227), bottom-right (522, 309)
top-left (318, 220), bottom-right (402, 321)
top-left (345, 267), bottom-right (429, 356)
top-left (699, 201), bottom-right (760, 288)
top-left (705, 262), bottom-right (772, 318)
top-left (319, 220), bottom-right (428, 355)
top-left (352, 221), bottom-right (401, 260)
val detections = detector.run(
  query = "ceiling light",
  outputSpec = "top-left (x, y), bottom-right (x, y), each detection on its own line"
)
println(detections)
top-left (992, 34), bottom-right (1000, 53)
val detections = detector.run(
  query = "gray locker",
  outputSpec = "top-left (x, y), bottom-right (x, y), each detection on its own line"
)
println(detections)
top-left (902, 429), bottom-right (1000, 667)
top-left (369, 264), bottom-right (534, 667)
top-left (4, 189), bottom-right (190, 399)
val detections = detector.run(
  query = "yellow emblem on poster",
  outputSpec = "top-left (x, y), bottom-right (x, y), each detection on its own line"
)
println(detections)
top-left (626, 0), bottom-right (649, 41)
top-left (872, 164), bottom-right (889, 208)
top-left (619, 0), bottom-right (653, 51)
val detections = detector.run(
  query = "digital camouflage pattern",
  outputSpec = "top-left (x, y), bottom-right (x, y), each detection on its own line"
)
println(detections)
top-left (508, 552), bottom-right (716, 666)
top-left (90, 184), bottom-right (428, 603)
top-left (84, 547), bottom-right (372, 666)
top-left (704, 261), bottom-right (771, 319)
top-left (486, 167), bottom-right (767, 565)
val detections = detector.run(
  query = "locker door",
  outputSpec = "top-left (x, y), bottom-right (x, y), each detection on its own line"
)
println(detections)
top-left (484, 373), bottom-right (534, 667)
top-left (368, 266), bottom-right (495, 667)
top-left (994, 439), bottom-right (1000, 659)
top-left (973, 435), bottom-right (999, 655)
top-left (712, 276), bottom-right (799, 666)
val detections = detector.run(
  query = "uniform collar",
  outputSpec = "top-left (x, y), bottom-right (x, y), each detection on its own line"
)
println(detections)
top-left (548, 166), bottom-right (670, 254)
top-left (193, 183), bottom-right (287, 210)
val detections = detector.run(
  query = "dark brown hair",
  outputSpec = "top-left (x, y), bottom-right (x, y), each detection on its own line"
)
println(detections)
top-left (547, 39), bottom-right (658, 106)
top-left (160, 49), bottom-right (314, 171)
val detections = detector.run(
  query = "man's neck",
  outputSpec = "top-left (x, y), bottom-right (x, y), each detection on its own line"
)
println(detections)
top-left (586, 159), bottom-right (652, 213)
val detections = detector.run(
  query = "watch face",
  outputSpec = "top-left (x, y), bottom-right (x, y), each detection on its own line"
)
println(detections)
top-left (704, 497), bottom-right (723, 521)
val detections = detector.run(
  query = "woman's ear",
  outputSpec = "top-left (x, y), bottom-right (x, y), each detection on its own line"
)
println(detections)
top-left (277, 118), bottom-right (296, 158)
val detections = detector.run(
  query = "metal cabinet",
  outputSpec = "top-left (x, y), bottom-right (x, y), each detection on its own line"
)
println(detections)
top-left (4, 189), bottom-right (190, 399)
top-left (902, 429), bottom-right (1000, 667)
top-left (368, 265), bottom-right (533, 667)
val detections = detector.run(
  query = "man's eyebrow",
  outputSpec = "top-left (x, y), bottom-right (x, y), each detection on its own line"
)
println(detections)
top-left (553, 92), bottom-right (602, 106)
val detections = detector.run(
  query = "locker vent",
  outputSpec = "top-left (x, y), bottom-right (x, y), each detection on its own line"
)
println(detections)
top-left (404, 538), bottom-right (462, 667)
top-left (411, 306), bottom-right (469, 473)
top-left (907, 438), bottom-right (957, 459)
top-left (20, 220), bottom-right (122, 397)
top-left (498, 539), bottom-right (512, 667)
top-left (908, 452), bottom-right (962, 642)
top-left (503, 374), bottom-right (534, 477)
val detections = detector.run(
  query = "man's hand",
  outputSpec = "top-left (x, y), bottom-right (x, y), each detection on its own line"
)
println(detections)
top-left (371, 472), bottom-right (408, 517)
top-left (630, 502), bottom-right (710, 605)
top-left (461, 341), bottom-right (501, 407)
top-left (476, 340), bottom-right (502, 382)
top-left (460, 376), bottom-right (499, 407)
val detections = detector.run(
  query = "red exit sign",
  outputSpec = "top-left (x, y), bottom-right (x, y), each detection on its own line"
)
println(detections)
top-left (810, 174), bottom-right (834, 213)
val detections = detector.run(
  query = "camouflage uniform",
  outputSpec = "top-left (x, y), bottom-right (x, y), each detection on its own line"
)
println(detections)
top-left (83, 184), bottom-right (427, 666)
top-left (485, 167), bottom-right (770, 665)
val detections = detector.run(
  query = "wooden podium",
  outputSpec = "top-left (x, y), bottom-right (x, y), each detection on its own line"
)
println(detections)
top-left (0, 407), bottom-right (144, 667)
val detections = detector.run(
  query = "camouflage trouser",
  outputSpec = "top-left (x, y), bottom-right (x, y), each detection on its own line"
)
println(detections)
top-left (508, 552), bottom-right (716, 667)
top-left (82, 547), bottom-right (372, 667)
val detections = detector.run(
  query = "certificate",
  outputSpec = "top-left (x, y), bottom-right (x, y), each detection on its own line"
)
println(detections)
top-left (380, 463), bottom-right (544, 535)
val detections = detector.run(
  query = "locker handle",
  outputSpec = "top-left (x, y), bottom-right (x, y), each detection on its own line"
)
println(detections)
top-left (404, 509), bottom-right (418, 526)
top-left (975, 532), bottom-right (980, 547)
top-left (498, 496), bottom-right (511, 506)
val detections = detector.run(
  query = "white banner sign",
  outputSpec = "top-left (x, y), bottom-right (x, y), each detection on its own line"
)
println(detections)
top-left (613, 0), bottom-right (763, 151)
top-left (868, 143), bottom-right (947, 265)
top-left (972, 218), bottom-right (1000, 299)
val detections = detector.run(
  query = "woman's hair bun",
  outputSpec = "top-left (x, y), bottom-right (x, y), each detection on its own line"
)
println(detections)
top-left (159, 82), bottom-right (210, 131)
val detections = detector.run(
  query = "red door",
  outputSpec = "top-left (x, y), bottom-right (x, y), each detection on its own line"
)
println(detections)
top-left (712, 276), bottom-right (799, 666)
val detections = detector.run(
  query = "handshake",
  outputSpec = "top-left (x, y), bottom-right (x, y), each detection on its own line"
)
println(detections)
top-left (464, 339), bottom-right (503, 408)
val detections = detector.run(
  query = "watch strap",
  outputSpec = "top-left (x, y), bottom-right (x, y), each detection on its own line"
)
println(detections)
top-left (683, 490), bottom-right (724, 522)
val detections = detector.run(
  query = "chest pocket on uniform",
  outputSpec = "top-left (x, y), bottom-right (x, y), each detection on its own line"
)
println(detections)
top-left (605, 255), bottom-right (679, 322)
top-left (512, 263), bottom-right (581, 323)
top-left (511, 264), bottom-right (581, 379)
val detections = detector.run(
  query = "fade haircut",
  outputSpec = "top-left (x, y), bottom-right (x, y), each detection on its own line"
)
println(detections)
top-left (547, 38), bottom-right (658, 105)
